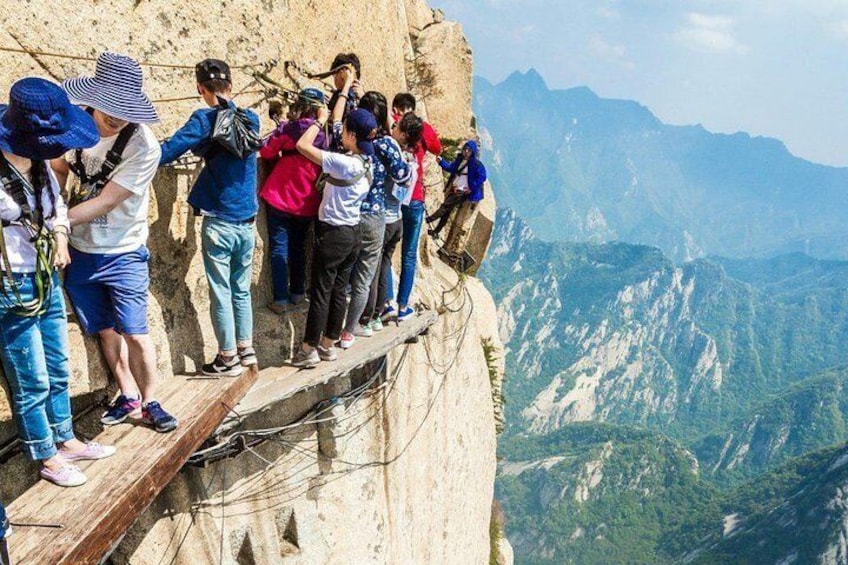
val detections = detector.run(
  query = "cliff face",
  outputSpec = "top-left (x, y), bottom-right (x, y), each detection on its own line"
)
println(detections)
top-left (0, 2), bottom-right (504, 563)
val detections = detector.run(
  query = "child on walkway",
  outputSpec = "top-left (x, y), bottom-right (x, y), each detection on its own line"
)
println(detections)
top-left (54, 52), bottom-right (178, 433)
top-left (390, 93), bottom-right (442, 321)
top-left (0, 77), bottom-right (115, 487)
top-left (160, 59), bottom-right (260, 377)
top-left (427, 140), bottom-right (487, 238)
top-left (360, 112), bottom-right (423, 331)
top-left (291, 107), bottom-right (377, 368)
top-left (338, 91), bottom-right (412, 349)
top-left (259, 88), bottom-right (326, 314)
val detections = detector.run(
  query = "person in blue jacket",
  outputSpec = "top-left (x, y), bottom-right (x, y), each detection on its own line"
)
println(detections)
top-left (159, 59), bottom-right (260, 377)
top-left (1, 500), bottom-right (9, 565)
top-left (427, 139), bottom-right (486, 238)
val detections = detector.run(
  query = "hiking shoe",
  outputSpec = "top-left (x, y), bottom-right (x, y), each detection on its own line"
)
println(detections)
top-left (291, 347), bottom-right (320, 368)
top-left (40, 464), bottom-right (87, 487)
top-left (381, 305), bottom-right (397, 321)
top-left (61, 441), bottom-right (116, 462)
top-left (238, 346), bottom-right (258, 367)
top-left (268, 302), bottom-right (289, 315)
top-left (201, 354), bottom-right (244, 377)
top-left (338, 331), bottom-right (356, 349)
top-left (398, 306), bottom-right (415, 322)
top-left (353, 324), bottom-right (373, 338)
top-left (100, 394), bottom-right (141, 425)
top-left (142, 401), bottom-right (179, 433)
top-left (290, 293), bottom-right (307, 305)
top-left (317, 345), bottom-right (338, 361)
top-left (370, 318), bottom-right (384, 332)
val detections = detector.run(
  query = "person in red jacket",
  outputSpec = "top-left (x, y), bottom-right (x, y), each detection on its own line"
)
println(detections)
top-left (259, 88), bottom-right (327, 313)
top-left (390, 93), bottom-right (442, 321)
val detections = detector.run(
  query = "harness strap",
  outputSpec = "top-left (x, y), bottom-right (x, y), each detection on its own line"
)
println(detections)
top-left (69, 123), bottom-right (138, 205)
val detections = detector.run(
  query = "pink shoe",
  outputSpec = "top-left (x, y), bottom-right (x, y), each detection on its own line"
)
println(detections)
top-left (40, 464), bottom-right (87, 487)
top-left (61, 442), bottom-right (116, 462)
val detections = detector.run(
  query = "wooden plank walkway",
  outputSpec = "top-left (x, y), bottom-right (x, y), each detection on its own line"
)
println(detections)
top-left (6, 368), bottom-right (258, 565)
top-left (6, 311), bottom-right (437, 564)
top-left (220, 311), bottom-right (438, 432)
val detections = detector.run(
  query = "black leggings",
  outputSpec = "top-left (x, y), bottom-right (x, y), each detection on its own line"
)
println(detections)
top-left (304, 222), bottom-right (360, 346)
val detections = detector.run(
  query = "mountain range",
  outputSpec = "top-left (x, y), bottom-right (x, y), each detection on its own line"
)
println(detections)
top-left (475, 70), bottom-right (848, 262)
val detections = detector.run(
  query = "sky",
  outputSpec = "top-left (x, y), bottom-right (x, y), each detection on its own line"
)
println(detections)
top-left (431, 0), bottom-right (848, 167)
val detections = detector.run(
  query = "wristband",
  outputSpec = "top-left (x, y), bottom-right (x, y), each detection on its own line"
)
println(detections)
top-left (314, 121), bottom-right (326, 129)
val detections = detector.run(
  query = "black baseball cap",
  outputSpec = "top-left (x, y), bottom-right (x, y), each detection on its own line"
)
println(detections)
top-left (195, 59), bottom-right (231, 83)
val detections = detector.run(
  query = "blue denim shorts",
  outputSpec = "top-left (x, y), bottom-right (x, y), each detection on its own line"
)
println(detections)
top-left (64, 245), bottom-right (150, 335)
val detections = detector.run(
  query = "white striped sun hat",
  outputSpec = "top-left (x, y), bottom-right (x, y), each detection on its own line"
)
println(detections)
top-left (62, 52), bottom-right (159, 124)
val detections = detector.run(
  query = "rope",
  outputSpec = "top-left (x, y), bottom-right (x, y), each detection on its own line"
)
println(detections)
top-left (0, 45), bottom-right (260, 70)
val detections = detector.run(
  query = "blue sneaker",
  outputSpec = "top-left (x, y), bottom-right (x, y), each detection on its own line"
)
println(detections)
top-left (397, 306), bottom-right (415, 322)
top-left (142, 401), bottom-right (178, 433)
top-left (380, 305), bottom-right (396, 321)
top-left (100, 395), bottom-right (141, 425)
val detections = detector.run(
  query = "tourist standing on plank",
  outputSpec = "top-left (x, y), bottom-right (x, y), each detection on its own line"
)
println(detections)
top-left (338, 91), bottom-right (412, 349)
top-left (160, 59), bottom-right (261, 377)
top-left (290, 107), bottom-right (377, 368)
top-left (427, 140), bottom-right (487, 238)
top-left (0, 77), bottom-right (116, 487)
top-left (52, 52), bottom-right (178, 433)
top-left (361, 112), bottom-right (423, 331)
top-left (259, 88), bottom-right (326, 314)
top-left (390, 93), bottom-right (442, 321)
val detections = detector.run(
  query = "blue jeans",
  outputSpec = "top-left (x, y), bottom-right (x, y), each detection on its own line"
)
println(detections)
top-left (201, 216), bottom-right (255, 354)
top-left (0, 273), bottom-right (74, 461)
top-left (266, 207), bottom-right (312, 304)
top-left (397, 200), bottom-right (425, 306)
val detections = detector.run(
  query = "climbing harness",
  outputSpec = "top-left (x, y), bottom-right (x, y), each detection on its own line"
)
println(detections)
top-left (0, 156), bottom-right (56, 316)
top-left (315, 154), bottom-right (373, 194)
top-left (67, 120), bottom-right (138, 207)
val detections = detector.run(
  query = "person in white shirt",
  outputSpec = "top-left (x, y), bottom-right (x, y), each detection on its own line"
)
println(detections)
top-left (51, 52), bottom-right (178, 433)
top-left (290, 107), bottom-right (378, 368)
top-left (0, 77), bottom-right (115, 488)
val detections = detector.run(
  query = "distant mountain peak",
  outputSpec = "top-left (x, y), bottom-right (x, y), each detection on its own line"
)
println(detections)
top-left (502, 68), bottom-right (548, 91)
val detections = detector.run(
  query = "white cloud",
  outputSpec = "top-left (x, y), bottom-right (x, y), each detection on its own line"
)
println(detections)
top-left (588, 36), bottom-right (635, 70)
top-left (674, 12), bottom-right (749, 54)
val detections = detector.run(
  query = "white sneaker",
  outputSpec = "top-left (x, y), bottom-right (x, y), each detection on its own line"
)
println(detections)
top-left (291, 347), bottom-right (320, 368)
top-left (353, 324), bottom-right (373, 338)
top-left (317, 345), bottom-right (338, 361)
top-left (338, 331), bottom-right (356, 349)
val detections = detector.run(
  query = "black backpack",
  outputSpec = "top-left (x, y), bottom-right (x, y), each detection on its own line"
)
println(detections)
top-left (211, 97), bottom-right (263, 159)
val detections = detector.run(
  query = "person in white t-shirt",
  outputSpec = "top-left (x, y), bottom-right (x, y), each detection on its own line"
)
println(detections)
top-left (51, 52), bottom-right (178, 433)
top-left (290, 107), bottom-right (378, 368)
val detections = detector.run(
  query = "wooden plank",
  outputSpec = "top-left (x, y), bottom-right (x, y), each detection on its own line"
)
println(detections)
top-left (6, 367), bottom-right (258, 565)
top-left (219, 311), bottom-right (438, 432)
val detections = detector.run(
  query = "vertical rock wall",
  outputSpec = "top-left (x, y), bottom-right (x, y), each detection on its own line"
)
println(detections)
top-left (0, 1), bottom-right (506, 562)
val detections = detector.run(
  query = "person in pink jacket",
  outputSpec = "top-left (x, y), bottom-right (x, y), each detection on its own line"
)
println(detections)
top-left (259, 88), bottom-right (327, 314)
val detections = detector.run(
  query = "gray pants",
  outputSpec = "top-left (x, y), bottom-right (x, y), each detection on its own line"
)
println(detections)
top-left (345, 212), bottom-right (385, 333)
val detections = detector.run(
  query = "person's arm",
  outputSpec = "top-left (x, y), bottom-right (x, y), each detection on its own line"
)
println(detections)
top-left (260, 130), bottom-right (293, 160)
top-left (159, 112), bottom-right (209, 165)
top-left (438, 156), bottom-right (455, 172)
top-left (68, 181), bottom-right (134, 227)
top-left (47, 172), bottom-right (71, 268)
top-left (331, 70), bottom-right (356, 125)
top-left (50, 157), bottom-right (70, 190)
top-left (296, 107), bottom-right (330, 166)
top-left (422, 122), bottom-right (442, 156)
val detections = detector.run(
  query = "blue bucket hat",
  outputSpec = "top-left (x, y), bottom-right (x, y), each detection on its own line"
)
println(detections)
top-left (0, 77), bottom-right (99, 161)
top-left (63, 52), bottom-right (159, 124)
top-left (300, 88), bottom-right (325, 105)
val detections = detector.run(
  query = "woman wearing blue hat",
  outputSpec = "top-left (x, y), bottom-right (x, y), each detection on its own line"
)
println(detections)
top-left (0, 77), bottom-right (116, 487)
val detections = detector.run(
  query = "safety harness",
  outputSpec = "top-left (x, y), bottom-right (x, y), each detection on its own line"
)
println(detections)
top-left (0, 155), bottom-right (56, 316)
top-left (68, 121), bottom-right (138, 206)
